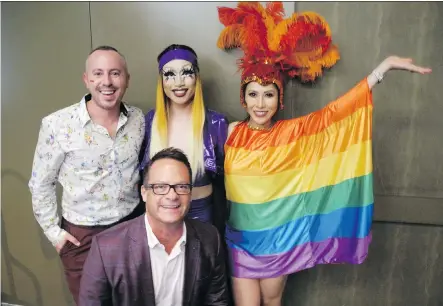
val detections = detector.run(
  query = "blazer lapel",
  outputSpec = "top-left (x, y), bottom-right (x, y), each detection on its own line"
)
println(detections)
top-left (183, 221), bottom-right (201, 305)
top-left (128, 215), bottom-right (156, 305)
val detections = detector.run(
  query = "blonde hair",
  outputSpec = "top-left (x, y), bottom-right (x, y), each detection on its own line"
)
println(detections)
top-left (150, 75), bottom-right (206, 182)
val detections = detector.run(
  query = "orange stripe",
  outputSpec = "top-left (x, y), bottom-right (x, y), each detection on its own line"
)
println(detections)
top-left (226, 79), bottom-right (372, 151)
top-left (225, 105), bottom-right (372, 175)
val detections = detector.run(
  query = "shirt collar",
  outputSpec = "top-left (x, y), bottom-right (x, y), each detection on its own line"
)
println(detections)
top-left (144, 214), bottom-right (187, 249)
top-left (78, 93), bottom-right (129, 127)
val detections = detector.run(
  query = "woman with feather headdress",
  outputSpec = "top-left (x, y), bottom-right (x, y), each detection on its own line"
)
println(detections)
top-left (217, 2), bottom-right (431, 305)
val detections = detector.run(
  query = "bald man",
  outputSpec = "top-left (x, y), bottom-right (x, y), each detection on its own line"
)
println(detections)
top-left (29, 45), bottom-right (145, 303)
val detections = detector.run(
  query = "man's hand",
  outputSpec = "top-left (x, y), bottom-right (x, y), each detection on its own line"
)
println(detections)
top-left (56, 231), bottom-right (81, 254)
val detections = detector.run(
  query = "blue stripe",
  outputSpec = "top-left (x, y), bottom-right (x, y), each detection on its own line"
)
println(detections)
top-left (226, 204), bottom-right (373, 256)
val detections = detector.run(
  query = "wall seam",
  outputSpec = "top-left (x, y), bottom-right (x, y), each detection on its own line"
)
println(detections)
top-left (88, 2), bottom-right (93, 50)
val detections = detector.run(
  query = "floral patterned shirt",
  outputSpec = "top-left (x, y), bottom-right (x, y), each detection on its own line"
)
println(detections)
top-left (28, 94), bottom-right (144, 246)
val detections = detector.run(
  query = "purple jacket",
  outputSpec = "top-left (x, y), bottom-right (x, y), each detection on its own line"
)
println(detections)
top-left (78, 216), bottom-right (230, 306)
top-left (139, 108), bottom-right (228, 179)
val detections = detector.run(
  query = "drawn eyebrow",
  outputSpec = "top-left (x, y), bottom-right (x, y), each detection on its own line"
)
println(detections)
top-left (162, 66), bottom-right (175, 72)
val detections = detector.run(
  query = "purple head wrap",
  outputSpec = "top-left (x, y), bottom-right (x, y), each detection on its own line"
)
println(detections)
top-left (158, 48), bottom-right (198, 70)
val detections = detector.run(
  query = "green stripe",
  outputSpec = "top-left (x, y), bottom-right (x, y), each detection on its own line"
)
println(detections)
top-left (228, 173), bottom-right (373, 231)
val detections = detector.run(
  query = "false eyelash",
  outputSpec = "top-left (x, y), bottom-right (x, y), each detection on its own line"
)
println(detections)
top-left (182, 68), bottom-right (195, 75)
top-left (162, 70), bottom-right (175, 77)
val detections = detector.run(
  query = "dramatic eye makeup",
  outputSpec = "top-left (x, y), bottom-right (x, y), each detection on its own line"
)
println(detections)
top-left (182, 67), bottom-right (195, 76)
top-left (161, 65), bottom-right (195, 82)
top-left (162, 69), bottom-right (176, 81)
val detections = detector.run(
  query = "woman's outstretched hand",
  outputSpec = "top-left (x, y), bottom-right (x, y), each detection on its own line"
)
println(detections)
top-left (381, 56), bottom-right (432, 74)
top-left (368, 56), bottom-right (432, 89)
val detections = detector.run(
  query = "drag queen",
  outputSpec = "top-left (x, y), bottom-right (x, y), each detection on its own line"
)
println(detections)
top-left (140, 44), bottom-right (229, 230)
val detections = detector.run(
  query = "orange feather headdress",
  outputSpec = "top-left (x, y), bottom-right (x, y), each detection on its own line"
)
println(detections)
top-left (217, 2), bottom-right (340, 108)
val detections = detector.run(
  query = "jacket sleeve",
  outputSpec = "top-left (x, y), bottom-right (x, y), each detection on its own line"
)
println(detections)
top-left (204, 230), bottom-right (230, 306)
top-left (78, 236), bottom-right (113, 306)
top-left (214, 114), bottom-right (228, 177)
top-left (211, 113), bottom-right (229, 234)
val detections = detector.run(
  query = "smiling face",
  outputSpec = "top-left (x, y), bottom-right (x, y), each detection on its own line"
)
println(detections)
top-left (161, 59), bottom-right (197, 105)
top-left (141, 158), bottom-right (192, 226)
top-left (244, 81), bottom-right (279, 129)
top-left (82, 50), bottom-right (129, 111)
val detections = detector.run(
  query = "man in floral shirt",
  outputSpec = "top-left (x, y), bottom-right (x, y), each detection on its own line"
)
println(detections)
top-left (29, 45), bottom-right (145, 304)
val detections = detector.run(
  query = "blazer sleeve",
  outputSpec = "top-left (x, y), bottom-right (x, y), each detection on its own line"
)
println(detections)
top-left (78, 236), bottom-right (113, 306)
top-left (204, 230), bottom-right (230, 306)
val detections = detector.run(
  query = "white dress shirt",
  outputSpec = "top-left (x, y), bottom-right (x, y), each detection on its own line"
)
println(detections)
top-left (145, 215), bottom-right (187, 306)
top-left (28, 94), bottom-right (144, 246)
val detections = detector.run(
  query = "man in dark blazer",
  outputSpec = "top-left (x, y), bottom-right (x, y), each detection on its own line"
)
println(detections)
top-left (78, 147), bottom-right (230, 306)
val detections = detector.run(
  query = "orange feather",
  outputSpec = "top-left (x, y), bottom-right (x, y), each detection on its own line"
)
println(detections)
top-left (216, 1), bottom-right (340, 85)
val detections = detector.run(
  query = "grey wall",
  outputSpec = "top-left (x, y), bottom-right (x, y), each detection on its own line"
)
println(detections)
top-left (2, 2), bottom-right (91, 305)
top-left (2, 2), bottom-right (442, 305)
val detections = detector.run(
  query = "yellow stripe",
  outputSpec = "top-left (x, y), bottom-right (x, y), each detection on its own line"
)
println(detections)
top-left (225, 106), bottom-right (372, 176)
top-left (226, 140), bottom-right (372, 204)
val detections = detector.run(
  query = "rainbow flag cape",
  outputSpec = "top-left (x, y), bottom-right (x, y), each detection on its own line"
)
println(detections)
top-left (224, 79), bottom-right (373, 278)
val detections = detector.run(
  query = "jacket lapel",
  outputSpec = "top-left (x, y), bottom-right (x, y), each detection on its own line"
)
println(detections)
top-left (128, 215), bottom-right (156, 305)
top-left (183, 220), bottom-right (201, 305)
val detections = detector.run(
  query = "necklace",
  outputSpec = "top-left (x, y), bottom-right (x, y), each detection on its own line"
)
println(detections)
top-left (247, 122), bottom-right (273, 131)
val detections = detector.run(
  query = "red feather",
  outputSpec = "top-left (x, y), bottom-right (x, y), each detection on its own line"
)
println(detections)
top-left (217, 7), bottom-right (237, 26)
top-left (265, 2), bottom-right (284, 23)
top-left (217, 2), bottom-right (340, 84)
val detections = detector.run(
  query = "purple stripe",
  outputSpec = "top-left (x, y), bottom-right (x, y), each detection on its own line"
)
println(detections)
top-left (228, 234), bottom-right (372, 279)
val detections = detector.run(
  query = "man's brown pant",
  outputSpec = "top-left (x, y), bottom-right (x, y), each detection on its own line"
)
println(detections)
top-left (59, 205), bottom-right (144, 305)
